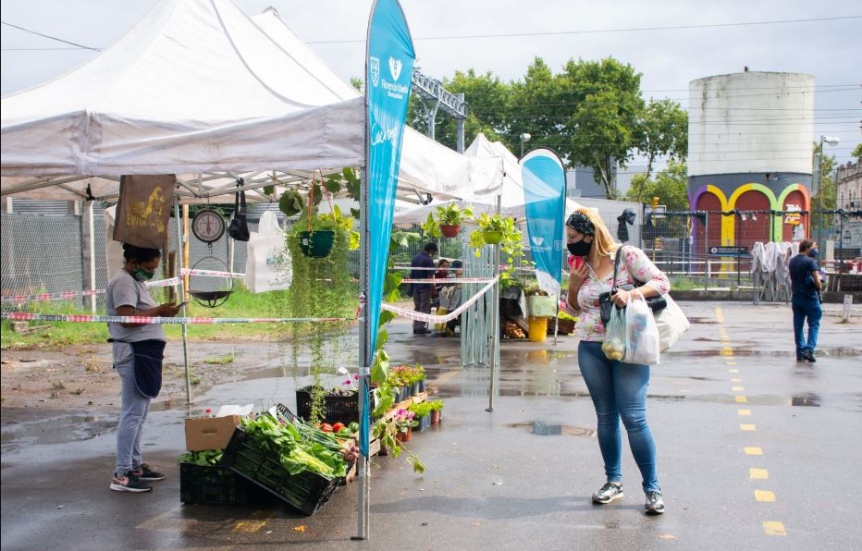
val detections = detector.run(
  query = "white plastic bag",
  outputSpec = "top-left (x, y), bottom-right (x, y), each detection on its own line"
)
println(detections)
top-left (601, 302), bottom-right (627, 361)
top-left (654, 294), bottom-right (689, 351)
top-left (244, 211), bottom-right (291, 293)
top-left (623, 295), bottom-right (661, 365)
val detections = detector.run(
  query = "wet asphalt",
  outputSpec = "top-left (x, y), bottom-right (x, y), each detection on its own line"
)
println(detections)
top-left (1, 300), bottom-right (861, 551)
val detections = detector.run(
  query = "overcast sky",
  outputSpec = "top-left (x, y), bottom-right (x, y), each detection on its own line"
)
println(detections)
top-left (2, 0), bottom-right (859, 167)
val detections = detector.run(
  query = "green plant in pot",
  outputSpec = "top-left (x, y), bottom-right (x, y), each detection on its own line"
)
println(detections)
top-left (294, 179), bottom-right (359, 258)
top-left (435, 203), bottom-right (473, 238)
top-left (469, 213), bottom-right (522, 254)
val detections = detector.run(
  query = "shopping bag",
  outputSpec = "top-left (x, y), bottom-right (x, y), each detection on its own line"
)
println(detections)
top-left (601, 302), bottom-right (627, 361)
top-left (623, 296), bottom-right (660, 365)
top-left (244, 211), bottom-right (291, 293)
top-left (654, 294), bottom-right (690, 351)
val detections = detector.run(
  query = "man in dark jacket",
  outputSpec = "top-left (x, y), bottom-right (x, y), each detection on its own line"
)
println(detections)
top-left (789, 240), bottom-right (822, 362)
top-left (409, 242), bottom-right (438, 334)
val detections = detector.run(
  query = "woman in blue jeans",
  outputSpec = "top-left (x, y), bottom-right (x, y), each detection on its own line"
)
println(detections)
top-left (564, 209), bottom-right (671, 515)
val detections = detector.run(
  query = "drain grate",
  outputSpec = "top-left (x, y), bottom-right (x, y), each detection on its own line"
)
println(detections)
top-left (531, 422), bottom-right (562, 436)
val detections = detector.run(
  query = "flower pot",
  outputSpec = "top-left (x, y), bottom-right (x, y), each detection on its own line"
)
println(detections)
top-left (411, 381), bottom-right (420, 396)
top-left (527, 295), bottom-right (557, 318)
top-left (430, 409), bottom-right (441, 425)
top-left (482, 230), bottom-right (503, 244)
top-left (440, 224), bottom-right (460, 238)
top-left (396, 427), bottom-right (412, 443)
top-left (298, 230), bottom-right (335, 258)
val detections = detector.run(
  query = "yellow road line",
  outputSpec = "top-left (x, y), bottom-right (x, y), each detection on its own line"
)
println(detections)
top-left (750, 468), bottom-right (769, 480)
top-left (755, 490), bottom-right (776, 502)
top-left (731, 377), bottom-right (742, 383)
top-left (763, 521), bottom-right (787, 536)
top-left (732, 386), bottom-right (745, 392)
top-left (740, 423), bottom-right (756, 431)
top-left (737, 409), bottom-right (751, 416)
top-left (744, 447), bottom-right (763, 455)
top-left (735, 396), bottom-right (748, 403)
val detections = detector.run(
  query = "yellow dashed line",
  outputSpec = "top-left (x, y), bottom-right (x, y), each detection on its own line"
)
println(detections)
top-left (740, 424), bottom-right (756, 431)
top-left (755, 490), bottom-right (776, 502)
top-left (731, 378), bottom-right (742, 383)
top-left (732, 386), bottom-right (745, 392)
top-left (726, 361), bottom-right (737, 366)
top-left (738, 409), bottom-right (752, 416)
top-left (716, 306), bottom-right (724, 323)
top-left (763, 521), bottom-right (787, 536)
top-left (750, 468), bottom-right (769, 480)
top-left (744, 447), bottom-right (763, 455)
top-left (735, 396), bottom-right (748, 403)
top-left (720, 347), bottom-right (734, 356)
top-left (728, 368), bottom-right (739, 373)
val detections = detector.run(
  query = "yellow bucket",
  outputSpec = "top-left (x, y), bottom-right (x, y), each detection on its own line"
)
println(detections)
top-left (435, 308), bottom-right (448, 333)
top-left (528, 316), bottom-right (548, 342)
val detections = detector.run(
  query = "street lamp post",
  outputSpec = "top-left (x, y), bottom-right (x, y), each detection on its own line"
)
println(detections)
top-left (816, 135), bottom-right (840, 247)
top-left (519, 133), bottom-right (531, 157)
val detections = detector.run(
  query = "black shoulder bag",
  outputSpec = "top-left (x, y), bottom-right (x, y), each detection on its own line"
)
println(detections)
top-left (227, 183), bottom-right (250, 242)
top-left (598, 246), bottom-right (668, 325)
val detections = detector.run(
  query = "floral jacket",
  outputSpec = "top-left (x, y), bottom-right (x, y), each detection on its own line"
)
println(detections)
top-left (575, 246), bottom-right (670, 342)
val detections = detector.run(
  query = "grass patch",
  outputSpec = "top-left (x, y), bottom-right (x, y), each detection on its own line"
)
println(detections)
top-left (202, 353), bottom-right (236, 365)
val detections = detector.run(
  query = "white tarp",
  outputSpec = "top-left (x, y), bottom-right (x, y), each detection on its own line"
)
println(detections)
top-left (1, 0), bottom-right (501, 203)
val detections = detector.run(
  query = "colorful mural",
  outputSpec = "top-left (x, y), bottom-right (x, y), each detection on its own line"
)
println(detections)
top-left (690, 181), bottom-right (810, 245)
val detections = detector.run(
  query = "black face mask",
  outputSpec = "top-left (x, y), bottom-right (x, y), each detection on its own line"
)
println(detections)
top-left (567, 240), bottom-right (593, 257)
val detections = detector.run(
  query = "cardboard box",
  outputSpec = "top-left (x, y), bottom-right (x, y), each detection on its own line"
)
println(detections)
top-left (185, 415), bottom-right (243, 452)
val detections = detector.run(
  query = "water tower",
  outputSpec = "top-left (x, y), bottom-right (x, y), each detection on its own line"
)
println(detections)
top-left (688, 71), bottom-right (815, 250)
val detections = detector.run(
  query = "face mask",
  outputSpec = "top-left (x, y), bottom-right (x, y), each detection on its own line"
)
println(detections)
top-left (132, 267), bottom-right (155, 282)
top-left (567, 240), bottom-right (593, 257)
top-left (809, 248), bottom-right (819, 258)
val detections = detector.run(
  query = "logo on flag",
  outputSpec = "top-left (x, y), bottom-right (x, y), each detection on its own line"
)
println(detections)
top-left (531, 236), bottom-right (544, 247)
top-left (389, 57), bottom-right (402, 81)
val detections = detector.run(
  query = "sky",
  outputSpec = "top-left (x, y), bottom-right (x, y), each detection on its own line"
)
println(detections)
top-left (1, 0), bottom-right (860, 169)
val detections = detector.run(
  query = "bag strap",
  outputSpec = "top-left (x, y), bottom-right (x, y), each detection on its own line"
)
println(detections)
top-left (611, 245), bottom-right (625, 293)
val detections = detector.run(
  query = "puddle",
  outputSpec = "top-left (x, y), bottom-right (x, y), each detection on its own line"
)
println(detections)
top-left (684, 347), bottom-right (861, 358)
top-left (506, 421), bottom-right (596, 437)
top-left (0, 414), bottom-right (114, 447)
top-left (791, 393), bottom-right (821, 407)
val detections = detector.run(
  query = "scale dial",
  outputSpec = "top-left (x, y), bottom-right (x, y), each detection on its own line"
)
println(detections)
top-left (192, 209), bottom-right (226, 243)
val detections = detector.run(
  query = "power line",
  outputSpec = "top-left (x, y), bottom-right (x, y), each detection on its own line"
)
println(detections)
top-left (309, 15), bottom-right (862, 43)
top-left (0, 21), bottom-right (100, 51)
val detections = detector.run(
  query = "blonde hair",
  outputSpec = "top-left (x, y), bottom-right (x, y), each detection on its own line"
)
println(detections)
top-left (575, 207), bottom-right (619, 264)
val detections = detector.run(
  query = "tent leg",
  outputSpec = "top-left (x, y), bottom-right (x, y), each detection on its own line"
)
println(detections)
top-left (175, 200), bottom-right (191, 410)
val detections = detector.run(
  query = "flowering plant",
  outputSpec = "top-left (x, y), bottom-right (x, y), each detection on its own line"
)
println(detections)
top-left (393, 409), bottom-right (417, 433)
top-left (387, 363), bottom-right (424, 387)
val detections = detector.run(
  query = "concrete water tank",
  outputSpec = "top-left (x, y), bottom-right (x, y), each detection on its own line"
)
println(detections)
top-left (688, 71), bottom-right (815, 246)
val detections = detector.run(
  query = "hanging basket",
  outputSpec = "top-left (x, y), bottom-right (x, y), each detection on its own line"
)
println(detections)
top-left (482, 230), bottom-right (503, 245)
top-left (298, 230), bottom-right (335, 258)
top-left (440, 224), bottom-right (460, 238)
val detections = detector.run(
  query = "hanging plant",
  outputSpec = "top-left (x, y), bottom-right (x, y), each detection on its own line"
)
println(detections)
top-left (278, 189), bottom-right (303, 217)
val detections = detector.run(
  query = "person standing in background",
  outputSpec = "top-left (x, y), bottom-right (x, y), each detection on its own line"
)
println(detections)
top-left (408, 242), bottom-right (438, 335)
top-left (789, 240), bottom-right (822, 362)
top-left (106, 244), bottom-right (181, 492)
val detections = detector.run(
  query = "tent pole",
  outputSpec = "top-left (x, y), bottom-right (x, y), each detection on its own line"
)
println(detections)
top-left (175, 199), bottom-right (191, 409)
top-left (486, 194), bottom-right (501, 413)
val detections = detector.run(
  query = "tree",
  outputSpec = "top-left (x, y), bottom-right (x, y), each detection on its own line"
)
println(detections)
top-left (852, 142), bottom-right (862, 160)
top-left (625, 160), bottom-right (689, 210)
top-left (636, 98), bottom-right (688, 187)
top-left (553, 58), bottom-right (646, 198)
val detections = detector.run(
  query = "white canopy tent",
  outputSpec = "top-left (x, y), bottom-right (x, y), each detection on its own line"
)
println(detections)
top-left (393, 133), bottom-right (584, 226)
top-left (0, 0), bottom-right (501, 204)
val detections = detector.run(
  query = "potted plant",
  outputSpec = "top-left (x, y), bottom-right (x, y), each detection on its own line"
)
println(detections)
top-left (435, 203), bottom-right (473, 238)
top-left (523, 282), bottom-right (557, 318)
top-left (408, 399), bottom-right (441, 431)
top-left (426, 400), bottom-right (444, 425)
top-left (469, 213), bottom-right (521, 250)
top-left (392, 409), bottom-right (417, 442)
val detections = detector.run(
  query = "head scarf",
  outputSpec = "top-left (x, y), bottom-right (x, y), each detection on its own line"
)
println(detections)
top-left (566, 212), bottom-right (595, 236)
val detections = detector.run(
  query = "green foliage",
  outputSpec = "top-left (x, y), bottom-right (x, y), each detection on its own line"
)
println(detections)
top-left (626, 159), bottom-right (689, 210)
top-left (420, 213), bottom-right (441, 239)
top-left (852, 143), bottom-right (862, 159)
top-left (435, 203), bottom-right (473, 226)
top-left (636, 98), bottom-right (689, 184)
top-left (278, 189), bottom-right (303, 217)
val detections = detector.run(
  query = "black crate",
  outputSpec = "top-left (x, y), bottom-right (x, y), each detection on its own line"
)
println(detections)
top-left (296, 386), bottom-right (359, 425)
top-left (220, 428), bottom-right (342, 516)
top-left (179, 462), bottom-right (273, 505)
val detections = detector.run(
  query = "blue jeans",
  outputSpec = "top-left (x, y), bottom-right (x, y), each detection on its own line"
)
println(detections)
top-left (792, 296), bottom-right (822, 356)
top-left (578, 341), bottom-right (660, 493)
top-left (113, 342), bottom-right (151, 476)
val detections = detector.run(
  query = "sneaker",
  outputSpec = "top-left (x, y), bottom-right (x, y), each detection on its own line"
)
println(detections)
top-left (110, 473), bottom-right (152, 493)
top-left (802, 350), bottom-right (817, 363)
top-left (131, 463), bottom-right (165, 481)
top-left (592, 482), bottom-right (624, 504)
top-left (645, 490), bottom-right (665, 515)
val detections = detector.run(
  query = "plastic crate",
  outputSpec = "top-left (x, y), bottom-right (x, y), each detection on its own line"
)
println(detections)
top-left (220, 428), bottom-right (342, 516)
top-left (296, 385), bottom-right (359, 425)
top-left (179, 462), bottom-right (273, 505)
